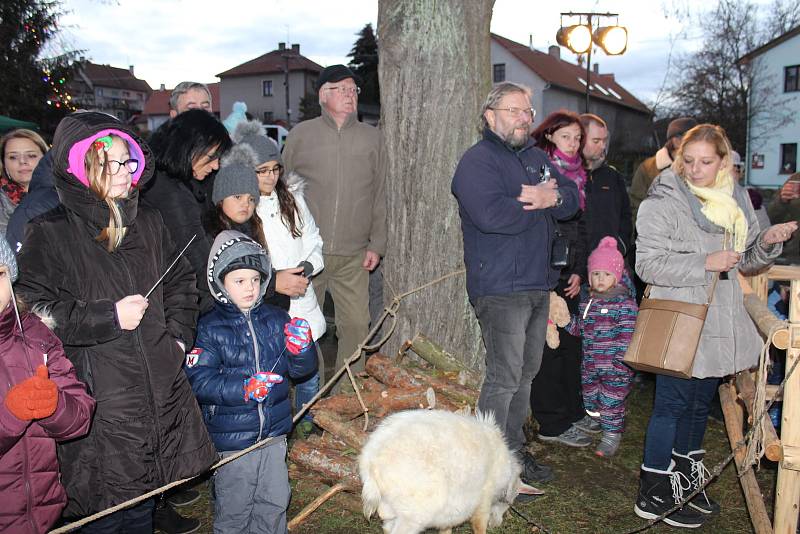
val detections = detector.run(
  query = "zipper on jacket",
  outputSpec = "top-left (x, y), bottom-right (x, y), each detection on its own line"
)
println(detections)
top-left (244, 311), bottom-right (266, 441)
top-left (120, 254), bottom-right (167, 485)
top-left (330, 128), bottom-right (342, 253)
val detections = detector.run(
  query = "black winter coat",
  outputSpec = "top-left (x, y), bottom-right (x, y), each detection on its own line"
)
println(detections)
top-left (15, 112), bottom-right (216, 517)
top-left (141, 170), bottom-right (216, 314)
top-left (584, 162), bottom-right (633, 256)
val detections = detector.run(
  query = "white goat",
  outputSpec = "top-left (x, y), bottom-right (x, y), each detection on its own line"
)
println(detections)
top-left (359, 409), bottom-right (521, 534)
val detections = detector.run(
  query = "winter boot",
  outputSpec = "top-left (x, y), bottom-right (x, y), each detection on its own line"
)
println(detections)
top-left (672, 449), bottom-right (721, 515)
top-left (634, 461), bottom-right (707, 529)
top-left (595, 431), bottom-right (622, 457)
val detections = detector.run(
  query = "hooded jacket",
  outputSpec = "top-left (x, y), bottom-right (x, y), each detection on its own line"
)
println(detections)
top-left (257, 172), bottom-right (326, 340)
top-left (0, 308), bottom-right (95, 534)
top-left (185, 231), bottom-right (317, 452)
top-left (14, 112), bottom-right (216, 516)
top-left (451, 127), bottom-right (580, 300)
top-left (636, 169), bottom-right (781, 378)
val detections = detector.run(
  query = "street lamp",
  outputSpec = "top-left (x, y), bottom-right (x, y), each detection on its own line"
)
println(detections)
top-left (556, 12), bottom-right (628, 112)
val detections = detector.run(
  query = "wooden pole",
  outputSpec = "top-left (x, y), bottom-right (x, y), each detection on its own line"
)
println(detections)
top-left (735, 372), bottom-right (783, 461)
top-left (719, 383), bottom-right (774, 534)
top-left (743, 294), bottom-right (790, 350)
top-left (287, 483), bottom-right (347, 531)
top-left (774, 279), bottom-right (800, 534)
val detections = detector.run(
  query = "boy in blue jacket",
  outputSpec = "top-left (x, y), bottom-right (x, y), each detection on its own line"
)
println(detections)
top-left (185, 230), bottom-right (316, 534)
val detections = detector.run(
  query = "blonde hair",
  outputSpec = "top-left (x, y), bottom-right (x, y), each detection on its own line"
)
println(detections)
top-left (671, 124), bottom-right (734, 188)
top-left (0, 129), bottom-right (48, 180)
top-left (84, 135), bottom-right (128, 251)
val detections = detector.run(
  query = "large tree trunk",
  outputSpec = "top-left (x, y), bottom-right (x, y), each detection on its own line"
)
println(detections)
top-left (378, 0), bottom-right (494, 370)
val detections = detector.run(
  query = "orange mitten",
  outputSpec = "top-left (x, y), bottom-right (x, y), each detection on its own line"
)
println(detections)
top-left (4, 365), bottom-right (57, 421)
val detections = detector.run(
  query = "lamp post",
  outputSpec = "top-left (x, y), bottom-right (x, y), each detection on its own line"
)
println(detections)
top-left (556, 12), bottom-right (628, 113)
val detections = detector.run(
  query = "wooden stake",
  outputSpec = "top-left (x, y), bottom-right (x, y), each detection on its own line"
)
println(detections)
top-left (287, 483), bottom-right (347, 531)
top-left (775, 279), bottom-right (800, 534)
top-left (719, 383), bottom-right (773, 534)
top-left (735, 372), bottom-right (783, 461)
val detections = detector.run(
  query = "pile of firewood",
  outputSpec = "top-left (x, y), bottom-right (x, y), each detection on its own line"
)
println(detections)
top-left (286, 335), bottom-right (481, 527)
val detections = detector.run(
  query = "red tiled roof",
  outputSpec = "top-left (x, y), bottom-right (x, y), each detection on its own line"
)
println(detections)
top-left (142, 83), bottom-right (220, 116)
top-left (217, 49), bottom-right (323, 78)
top-left (492, 34), bottom-right (650, 114)
top-left (79, 61), bottom-right (152, 93)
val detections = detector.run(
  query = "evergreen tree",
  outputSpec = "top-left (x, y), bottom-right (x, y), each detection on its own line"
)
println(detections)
top-left (0, 0), bottom-right (79, 131)
top-left (347, 23), bottom-right (380, 106)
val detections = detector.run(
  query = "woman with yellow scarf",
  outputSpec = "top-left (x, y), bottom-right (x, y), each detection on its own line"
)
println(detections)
top-left (632, 124), bottom-right (797, 528)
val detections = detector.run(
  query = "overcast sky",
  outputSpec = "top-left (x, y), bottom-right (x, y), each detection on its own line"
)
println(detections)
top-left (54, 0), bottom-right (714, 108)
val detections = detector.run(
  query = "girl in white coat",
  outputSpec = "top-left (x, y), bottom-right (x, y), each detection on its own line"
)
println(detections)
top-left (233, 121), bottom-right (325, 433)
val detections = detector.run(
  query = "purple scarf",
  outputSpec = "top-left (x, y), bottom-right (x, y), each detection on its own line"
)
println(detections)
top-left (550, 148), bottom-right (587, 211)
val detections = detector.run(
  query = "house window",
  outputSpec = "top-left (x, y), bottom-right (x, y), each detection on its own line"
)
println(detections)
top-left (262, 80), bottom-right (273, 97)
top-left (786, 65), bottom-right (800, 92)
top-left (781, 143), bottom-right (797, 174)
top-left (263, 111), bottom-right (274, 123)
top-left (493, 63), bottom-right (506, 83)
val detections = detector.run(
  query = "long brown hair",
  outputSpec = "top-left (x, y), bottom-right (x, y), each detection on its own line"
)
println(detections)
top-left (83, 135), bottom-right (127, 252)
top-left (273, 170), bottom-right (302, 238)
top-left (204, 202), bottom-right (268, 249)
top-left (0, 129), bottom-right (48, 181)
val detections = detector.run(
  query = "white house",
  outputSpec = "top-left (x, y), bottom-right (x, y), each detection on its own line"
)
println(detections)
top-left (740, 25), bottom-right (800, 187)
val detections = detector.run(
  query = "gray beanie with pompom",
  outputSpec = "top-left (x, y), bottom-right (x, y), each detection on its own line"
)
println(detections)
top-left (231, 120), bottom-right (281, 166)
top-left (212, 143), bottom-right (261, 205)
top-left (0, 238), bottom-right (18, 282)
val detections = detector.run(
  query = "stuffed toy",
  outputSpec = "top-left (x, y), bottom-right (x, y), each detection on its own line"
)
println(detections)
top-left (546, 292), bottom-right (570, 349)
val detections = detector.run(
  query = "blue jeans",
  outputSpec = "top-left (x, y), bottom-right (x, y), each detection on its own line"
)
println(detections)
top-left (474, 290), bottom-right (549, 452)
top-left (643, 374), bottom-right (720, 470)
top-left (80, 499), bottom-right (154, 534)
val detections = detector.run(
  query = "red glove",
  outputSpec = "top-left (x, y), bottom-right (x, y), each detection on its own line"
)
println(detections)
top-left (4, 365), bottom-right (58, 421)
top-left (243, 371), bottom-right (284, 403)
top-left (284, 317), bottom-right (312, 355)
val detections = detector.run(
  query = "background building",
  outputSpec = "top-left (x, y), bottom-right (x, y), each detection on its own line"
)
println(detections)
top-left (740, 25), bottom-right (800, 187)
top-left (70, 59), bottom-right (152, 122)
top-left (217, 43), bottom-right (323, 128)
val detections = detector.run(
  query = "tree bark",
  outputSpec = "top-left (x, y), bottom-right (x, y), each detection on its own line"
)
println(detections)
top-left (287, 440), bottom-right (361, 490)
top-left (378, 0), bottom-right (495, 370)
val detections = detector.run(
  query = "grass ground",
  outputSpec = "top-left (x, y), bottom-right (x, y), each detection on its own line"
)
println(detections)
top-left (170, 377), bottom-right (781, 534)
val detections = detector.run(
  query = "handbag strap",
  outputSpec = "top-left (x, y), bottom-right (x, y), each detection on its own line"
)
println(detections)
top-left (642, 272), bottom-right (720, 305)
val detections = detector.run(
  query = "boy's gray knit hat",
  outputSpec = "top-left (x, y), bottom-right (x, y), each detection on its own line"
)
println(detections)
top-left (212, 144), bottom-right (261, 206)
top-left (207, 230), bottom-right (271, 305)
top-left (0, 238), bottom-right (18, 282)
top-left (231, 120), bottom-right (281, 166)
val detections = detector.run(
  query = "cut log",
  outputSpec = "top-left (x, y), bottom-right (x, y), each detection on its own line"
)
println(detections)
top-left (303, 432), bottom-right (350, 452)
top-left (743, 293), bottom-right (789, 350)
top-left (735, 372), bottom-right (783, 461)
top-left (409, 333), bottom-right (478, 379)
top-left (719, 383), bottom-right (773, 534)
top-left (360, 377), bottom-right (386, 393)
top-left (365, 353), bottom-right (427, 389)
top-left (287, 439), bottom-right (360, 490)
top-left (312, 409), bottom-right (368, 449)
top-left (314, 387), bottom-right (438, 418)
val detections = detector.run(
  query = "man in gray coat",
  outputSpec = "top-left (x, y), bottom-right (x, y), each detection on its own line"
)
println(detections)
top-left (283, 65), bottom-right (387, 378)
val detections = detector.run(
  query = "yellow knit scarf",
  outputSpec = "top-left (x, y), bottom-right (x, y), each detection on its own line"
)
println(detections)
top-left (685, 171), bottom-right (749, 252)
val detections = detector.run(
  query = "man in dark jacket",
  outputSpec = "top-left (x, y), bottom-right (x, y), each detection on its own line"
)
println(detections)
top-left (452, 82), bottom-right (579, 488)
top-left (580, 113), bottom-right (633, 255)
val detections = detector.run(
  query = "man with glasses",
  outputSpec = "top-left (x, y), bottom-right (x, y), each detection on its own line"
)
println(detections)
top-left (283, 64), bottom-right (386, 383)
top-left (451, 82), bottom-right (579, 492)
top-left (169, 82), bottom-right (213, 117)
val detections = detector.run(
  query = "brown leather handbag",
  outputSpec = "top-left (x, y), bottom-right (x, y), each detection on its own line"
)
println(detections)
top-left (623, 274), bottom-right (719, 379)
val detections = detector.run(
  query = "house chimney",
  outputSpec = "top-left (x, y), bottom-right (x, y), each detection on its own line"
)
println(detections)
top-left (529, 34), bottom-right (534, 50)
top-left (278, 42), bottom-right (286, 51)
top-left (548, 45), bottom-right (560, 60)
top-left (291, 43), bottom-right (300, 53)
top-left (593, 63), bottom-right (599, 74)
top-left (79, 56), bottom-right (86, 63)
top-left (129, 65), bottom-right (134, 76)
top-left (160, 83), bottom-right (166, 91)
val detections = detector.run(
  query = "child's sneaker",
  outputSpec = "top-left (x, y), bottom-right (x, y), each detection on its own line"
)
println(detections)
top-left (595, 431), bottom-right (622, 457)
top-left (573, 414), bottom-right (602, 434)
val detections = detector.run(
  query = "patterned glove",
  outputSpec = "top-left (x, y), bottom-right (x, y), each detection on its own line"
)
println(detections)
top-left (284, 317), bottom-right (312, 355)
top-left (243, 371), bottom-right (284, 403)
top-left (4, 365), bottom-right (58, 421)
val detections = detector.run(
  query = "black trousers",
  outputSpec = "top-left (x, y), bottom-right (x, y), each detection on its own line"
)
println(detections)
top-left (530, 327), bottom-right (585, 437)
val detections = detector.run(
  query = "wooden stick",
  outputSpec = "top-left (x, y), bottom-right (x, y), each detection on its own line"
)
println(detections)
top-left (719, 383), bottom-right (773, 534)
top-left (287, 483), bottom-right (347, 531)
top-left (743, 293), bottom-right (789, 350)
top-left (735, 371), bottom-right (783, 461)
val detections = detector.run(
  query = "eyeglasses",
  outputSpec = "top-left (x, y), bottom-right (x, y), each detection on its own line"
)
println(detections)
top-left (490, 107), bottom-right (536, 120)
top-left (324, 85), bottom-right (361, 96)
top-left (256, 165), bottom-right (283, 176)
top-left (107, 159), bottom-right (139, 175)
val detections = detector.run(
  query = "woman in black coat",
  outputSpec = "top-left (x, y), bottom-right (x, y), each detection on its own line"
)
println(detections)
top-left (15, 112), bottom-right (216, 529)
top-left (143, 109), bottom-right (233, 314)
